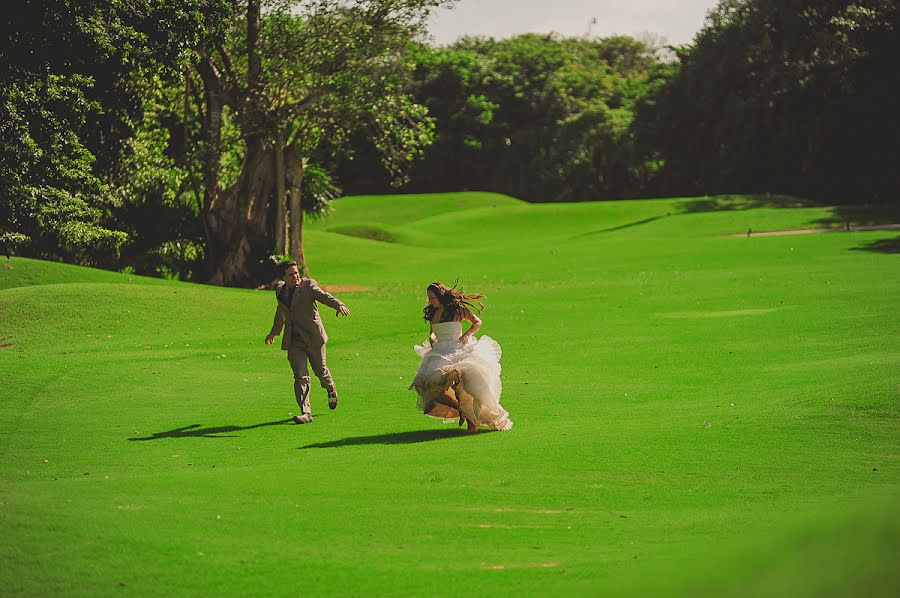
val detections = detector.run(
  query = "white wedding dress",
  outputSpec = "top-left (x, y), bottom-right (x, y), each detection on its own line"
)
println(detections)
top-left (410, 321), bottom-right (512, 431)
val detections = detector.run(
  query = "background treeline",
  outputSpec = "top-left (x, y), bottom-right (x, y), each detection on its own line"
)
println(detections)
top-left (1, 0), bottom-right (897, 285)
top-left (328, 33), bottom-right (664, 202)
top-left (335, 0), bottom-right (899, 203)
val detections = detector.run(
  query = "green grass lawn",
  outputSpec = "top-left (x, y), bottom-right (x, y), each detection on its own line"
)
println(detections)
top-left (1, 193), bottom-right (897, 596)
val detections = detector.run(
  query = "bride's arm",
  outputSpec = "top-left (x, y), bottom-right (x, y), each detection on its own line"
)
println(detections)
top-left (460, 311), bottom-right (481, 344)
top-left (428, 321), bottom-right (436, 345)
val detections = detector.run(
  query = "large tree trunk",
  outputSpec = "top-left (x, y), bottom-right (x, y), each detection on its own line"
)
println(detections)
top-left (206, 140), bottom-right (276, 286)
top-left (286, 153), bottom-right (307, 275)
top-left (247, 0), bottom-right (261, 91)
top-left (202, 0), bottom-right (276, 287)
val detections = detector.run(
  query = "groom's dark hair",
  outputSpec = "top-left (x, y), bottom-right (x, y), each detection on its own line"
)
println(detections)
top-left (278, 260), bottom-right (299, 277)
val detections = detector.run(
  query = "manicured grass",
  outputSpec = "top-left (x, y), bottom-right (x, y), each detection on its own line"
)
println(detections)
top-left (1, 193), bottom-right (897, 596)
top-left (0, 256), bottom-right (174, 291)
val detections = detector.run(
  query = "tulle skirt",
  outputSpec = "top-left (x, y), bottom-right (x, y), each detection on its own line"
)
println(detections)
top-left (409, 336), bottom-right (512, 431)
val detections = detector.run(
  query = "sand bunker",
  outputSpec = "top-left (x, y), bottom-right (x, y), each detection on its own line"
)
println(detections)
top-left (726, 224), bottom-right (900, 237)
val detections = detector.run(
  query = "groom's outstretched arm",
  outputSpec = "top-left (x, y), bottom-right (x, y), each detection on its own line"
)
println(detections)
top-left (309, 279), bottom-right (350, 317)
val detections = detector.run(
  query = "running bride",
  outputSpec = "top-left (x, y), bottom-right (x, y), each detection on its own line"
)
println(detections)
top-left (409, 281), bottom-right (512, 433)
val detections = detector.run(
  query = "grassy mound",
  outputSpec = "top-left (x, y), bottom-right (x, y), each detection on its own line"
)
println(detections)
top-left (0, 256), bottom-right (172, 291)
top-left (1, 192), bottom-right (897, 596)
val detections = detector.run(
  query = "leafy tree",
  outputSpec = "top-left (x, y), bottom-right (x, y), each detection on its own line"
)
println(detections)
top-left (184, 0), bottom-right (451, 286)
top-left (108, 74), bottom-right (206, 279)
top-left (637, 0), bottom-right (899, 202)
top-left (1, 1), bottom-right (129, 262)
top-left (336, 33), bottom-right (662, 201)
top-left (0, 0), bottom-right (230, 263)
top-left (0, 70), bottom-right (126, 262)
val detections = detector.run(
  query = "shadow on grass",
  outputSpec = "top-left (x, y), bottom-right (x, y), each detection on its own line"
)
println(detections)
top-left (852, 235), bottom-right (900, 254)
top-left (299, 427), bottom-right (479, 449)
top-left (812, 203), bottom-right (900, 228)
top-left (680, 194), bottom-right (815, 213)
top-left (129, 418), bottom-right (292, 441)
top-left (683, 195), bottom-right (900, 243)
top-left (575, 215), bottom-right (664, 237)
top-left (681, 194), bottom-right (900, 227)
top-left (328, 225), bottom-right (397, 243)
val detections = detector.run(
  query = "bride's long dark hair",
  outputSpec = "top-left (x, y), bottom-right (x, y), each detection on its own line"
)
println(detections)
top-left (423, 281), bottom-right (485, 323)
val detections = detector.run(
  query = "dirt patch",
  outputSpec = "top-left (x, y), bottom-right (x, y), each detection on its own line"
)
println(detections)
top-left (480, 562), bottom-right (559, 570)
top-left (725, 224), bottom-right (900, 237)
top-left (322, 285), bottom-right (373, 293)
top-left (2, 263), bottom-right (12, 269)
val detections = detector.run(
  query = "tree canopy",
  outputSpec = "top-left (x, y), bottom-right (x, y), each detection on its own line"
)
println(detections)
top-left (333, 33), bottom-right (662, 201)
top-left (636, 0), bottom-right (899, 201)
top-left (2, 0), bottom-right (896, 285)
top-left (0, 0), bottom-right (231, 263)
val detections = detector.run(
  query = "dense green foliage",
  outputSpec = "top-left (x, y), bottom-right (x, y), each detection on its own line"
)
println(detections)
top-left (0, 0), bottom-right (449, 282)
top-left (0, 0), bottom-right (230, 265)
top-left (1, 0), bottom-right (896, 284)
top-left (1, 193), bottom-right (897, 595)
top-left (123, 0), bottom-right (451, 285)
top-left (1, 1), bottom-right (131, 263)
top-left (638, 0), bottom-right (900, 202)
top-left (333, 34), bottom-right (662, 201)
top-left (334, 0), bottom-right (898, 206)
top-left (0, 69), bottom-right (125, 264)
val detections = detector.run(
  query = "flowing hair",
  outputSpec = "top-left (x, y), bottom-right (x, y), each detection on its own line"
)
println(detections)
top-left (423, 281), bottom-right (485, 323)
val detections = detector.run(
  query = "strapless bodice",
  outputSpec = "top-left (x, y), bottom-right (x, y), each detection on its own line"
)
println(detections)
top-left (432, 320), bottom-right (462, 342)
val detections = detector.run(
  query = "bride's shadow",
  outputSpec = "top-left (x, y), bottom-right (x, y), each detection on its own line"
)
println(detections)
top-left (129, 418), bottom-right (293, 441)
top-left (299, 427), bottom-right (480, 449)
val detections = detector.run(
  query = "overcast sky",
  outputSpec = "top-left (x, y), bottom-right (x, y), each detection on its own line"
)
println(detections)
top-left (427, 0), bottom-right (722, 47)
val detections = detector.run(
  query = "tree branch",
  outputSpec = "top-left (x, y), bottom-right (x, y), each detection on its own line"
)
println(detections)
top-left (215, 42), bottom-right (239, 93)
top-left (186, 71), bottom-right (206, 122)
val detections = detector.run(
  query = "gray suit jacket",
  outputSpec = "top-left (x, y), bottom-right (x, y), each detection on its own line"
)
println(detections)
top-left (270, 278), bottom-right (345, 350)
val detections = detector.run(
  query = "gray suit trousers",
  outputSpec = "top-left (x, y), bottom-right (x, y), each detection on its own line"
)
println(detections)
top-left (287, 341), bottom-right (335, 415)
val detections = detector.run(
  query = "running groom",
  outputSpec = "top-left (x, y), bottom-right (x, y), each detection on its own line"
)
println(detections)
top-left (265, 261), bottom-right (350, 424)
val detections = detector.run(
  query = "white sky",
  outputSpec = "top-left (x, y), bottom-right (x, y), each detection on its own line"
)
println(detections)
top-left (427, 0), bottom-right (722, 47)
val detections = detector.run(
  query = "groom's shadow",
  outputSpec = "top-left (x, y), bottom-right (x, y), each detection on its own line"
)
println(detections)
top-left (299, 427), bottom-right (482, 449)
top-left (129, 418), bottom-right (293, 441)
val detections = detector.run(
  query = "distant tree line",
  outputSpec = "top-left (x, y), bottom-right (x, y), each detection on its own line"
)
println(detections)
top-left (639, 0), bottom-right (899, 202)
top-left (326, 33), bottom-right (663, 202)
top-left (1, 0), bottom-right (897, 285)
top-left (332, 0), bottom-right (899, 203)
